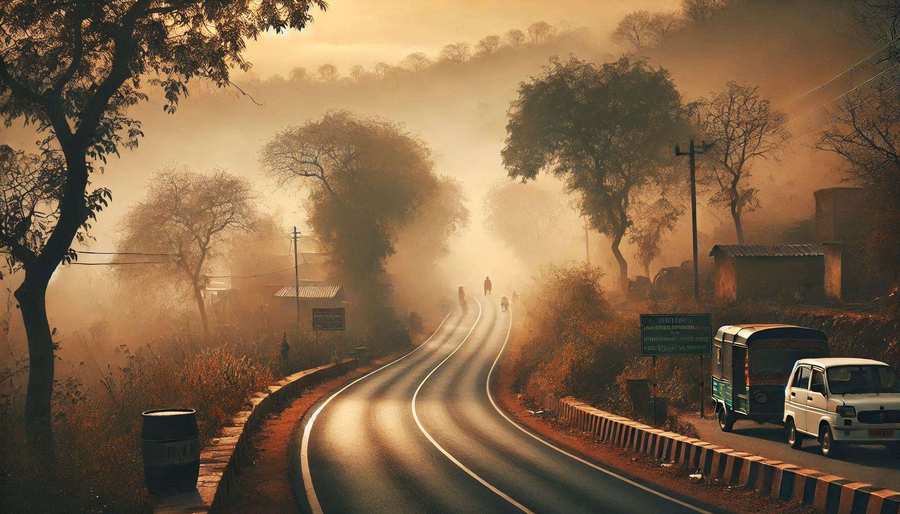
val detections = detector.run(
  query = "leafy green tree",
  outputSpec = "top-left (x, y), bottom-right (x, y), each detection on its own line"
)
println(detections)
top-left (118, 170), bottom-right (256, 336)
top-left (0, 0), bottom-right (323, 451)
top-left (502, 56), bottom-right (687, 290)
top-left (261, 112), bottom-right (464, 345)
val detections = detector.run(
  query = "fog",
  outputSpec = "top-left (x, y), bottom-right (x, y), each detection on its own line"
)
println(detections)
top-left (0, 0), bottom-right (876, 373)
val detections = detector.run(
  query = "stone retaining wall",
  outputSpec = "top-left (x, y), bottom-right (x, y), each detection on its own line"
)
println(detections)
top-left (153, 359), bottom-right (356, 514)
top-left (550, 396), bottom-right (900, 514)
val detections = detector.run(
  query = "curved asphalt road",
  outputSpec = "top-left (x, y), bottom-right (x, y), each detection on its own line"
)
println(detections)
top-left (301, 297), bottom-right (716, 514)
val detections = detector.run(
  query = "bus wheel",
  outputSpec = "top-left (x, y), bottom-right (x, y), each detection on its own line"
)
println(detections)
top-left (718, 405), bottom-right (735, 432)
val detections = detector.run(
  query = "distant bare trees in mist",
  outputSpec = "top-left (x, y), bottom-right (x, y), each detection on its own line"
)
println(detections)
top-left (696, 81), bottom-right (790, 244)
top-left (440, 42), bottom-right (472, 64)
top-left (612, 11), bottom-right (681, 53)
top-left (118, 170), bottom-right (257, 336)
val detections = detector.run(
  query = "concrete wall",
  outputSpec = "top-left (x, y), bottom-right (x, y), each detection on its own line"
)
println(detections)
top-left (734, 256), bottom-right (825, 303)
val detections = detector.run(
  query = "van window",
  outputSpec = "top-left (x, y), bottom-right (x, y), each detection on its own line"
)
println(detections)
top-left (792, 366), bottom-right (811, 388)
top-left (810, 369), bottom-right (826, 394)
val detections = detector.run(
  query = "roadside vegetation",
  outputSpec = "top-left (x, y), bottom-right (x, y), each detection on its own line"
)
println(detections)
top-left (510, 266), bottom-right (899, 424)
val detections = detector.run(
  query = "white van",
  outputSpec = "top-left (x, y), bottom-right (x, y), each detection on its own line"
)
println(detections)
top-left (783, 357), bottom-right (900, 457)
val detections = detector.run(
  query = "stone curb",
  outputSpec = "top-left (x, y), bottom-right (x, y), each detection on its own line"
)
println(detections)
top-left (152, 359), bottom-right (357, 514)
top-left (551, 396), bottom-right (900, 514)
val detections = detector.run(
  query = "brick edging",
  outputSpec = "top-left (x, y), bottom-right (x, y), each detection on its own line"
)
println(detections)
top-left (152, 359), bottom-right (357, 514)
top-left (551, 396), bottom-right (900, 514)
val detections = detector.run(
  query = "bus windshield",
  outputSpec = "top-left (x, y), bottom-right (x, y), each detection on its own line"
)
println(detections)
top-left (827, 365), bottom-right (900, 395)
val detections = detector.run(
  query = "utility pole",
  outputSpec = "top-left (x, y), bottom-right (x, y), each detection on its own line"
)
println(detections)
top-left (584, 218), bottom-right (590, 266)
top-left (674, 139), bottom-right (713, 302)
top-left (291, 226), bottom-right (301, 338)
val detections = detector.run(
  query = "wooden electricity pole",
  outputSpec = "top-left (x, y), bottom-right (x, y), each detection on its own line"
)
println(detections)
top-left (675, 139), bottom-right (713, 419)
top-left (675, 139), bottom-right (713, 302)
top-left (291, 226), bottom-right (301, 338)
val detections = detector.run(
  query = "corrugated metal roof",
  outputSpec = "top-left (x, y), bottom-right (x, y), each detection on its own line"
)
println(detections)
top-left (709, 243), bottom-right (824, 258)
top-left (274, 283), bottom-right (342, 299)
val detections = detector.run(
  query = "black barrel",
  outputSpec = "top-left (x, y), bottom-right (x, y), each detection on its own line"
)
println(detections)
top-left (141, 408), bottom-right (200, 495)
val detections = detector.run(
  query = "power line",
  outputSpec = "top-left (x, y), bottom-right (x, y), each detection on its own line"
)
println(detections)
top-left (205, 267), bottom-right (294, 279)
top-left (73, 260), bottom-right (172, 266)
top-left (75, 250), bottom-right (178, 257)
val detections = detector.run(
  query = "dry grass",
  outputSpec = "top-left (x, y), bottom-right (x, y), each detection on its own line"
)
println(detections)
top-left (0, 343), bottom-right (274, 514)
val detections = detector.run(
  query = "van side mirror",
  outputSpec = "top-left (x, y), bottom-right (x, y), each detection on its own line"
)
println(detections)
top-left (811, 383), bottom-right (826, 395)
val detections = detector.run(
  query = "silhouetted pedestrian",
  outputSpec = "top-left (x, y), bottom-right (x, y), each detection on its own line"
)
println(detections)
top-left (483, 276), bottom-right (492, 296)
top-left (280, 332), bottom-right (290, 375)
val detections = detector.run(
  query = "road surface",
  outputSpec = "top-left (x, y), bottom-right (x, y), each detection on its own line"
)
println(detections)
top-left (686, 412), bottom-right (900, 490)
top-left (300, 297), bottom-right (717, 514)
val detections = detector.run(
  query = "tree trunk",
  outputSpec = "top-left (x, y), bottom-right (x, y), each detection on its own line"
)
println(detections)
top-left (731, 205), bottom-right (745, 244)
top-left (193, 285), bottom-right (209, 337)
top-left (14, 272), bottom-right (55, 460)
top-left (610, 232), bottom-right (629, 292)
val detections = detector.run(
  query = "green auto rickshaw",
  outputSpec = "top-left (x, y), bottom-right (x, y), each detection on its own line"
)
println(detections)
top-left (711, 324), bottom-right (828, 432)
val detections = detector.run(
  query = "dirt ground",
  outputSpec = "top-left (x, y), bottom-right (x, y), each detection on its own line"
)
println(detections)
top-left (493, 336), bottom-right (815, 514)
top-left (216, 355), bottom-right (397, 514)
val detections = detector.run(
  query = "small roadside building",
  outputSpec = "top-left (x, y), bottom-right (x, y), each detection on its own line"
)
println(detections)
top-left (273, 281), bottom-right (346, 332)
top-left (710, 243), bottom-right (840, 304)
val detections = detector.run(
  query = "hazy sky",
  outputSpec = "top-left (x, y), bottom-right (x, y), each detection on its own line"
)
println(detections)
top-left (241, 0), bottom-right (679, 77)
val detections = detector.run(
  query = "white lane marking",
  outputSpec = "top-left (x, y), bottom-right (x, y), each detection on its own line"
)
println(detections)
top-left (411, 298), bottom-right (534, 514)
top-left (301, 311), bottom-right (453, 514)
top-left (483, 298), bottom-right (714, 514)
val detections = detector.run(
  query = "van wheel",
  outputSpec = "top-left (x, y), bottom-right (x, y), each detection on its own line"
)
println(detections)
top-left (785, 418), bottom-right (803, 449)
top-left (819, 424), bottom-right (839, 457)
top-left (718, 406), bottom-right (735, 432)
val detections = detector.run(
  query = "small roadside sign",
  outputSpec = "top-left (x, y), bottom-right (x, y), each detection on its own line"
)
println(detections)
top-left (640, 313), bottom-right (711, 355)
top-left (312, 308), bottom-right (346, 331)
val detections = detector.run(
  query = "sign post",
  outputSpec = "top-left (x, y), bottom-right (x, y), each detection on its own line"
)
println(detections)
top-left (640, 313), bottom-right (712, 421)
top-left (313, 308), bottom-right (346, 363)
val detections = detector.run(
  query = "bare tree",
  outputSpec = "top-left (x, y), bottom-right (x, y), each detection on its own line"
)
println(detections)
top-left (682, 0), bottom-right (726, 23)
top-left (698, 81), bottom-right (790, 243)
top-left (118, 170), bottom-right (256, 336)
top-left (440, 42), bottom-right (471, 63)
top-left (612, 11), bottom-right (681, 53)
top-left (505, 29), bottom-right (526, 47)
top-left (476, 35), bottom-right (502, 56)
top-left (527, 21), bottom-right (556, 44)
top-left (317, 63), bottom-right (339, 82)
top-left (819, 79), bottom-right (900, 285)
top-left (401, 52), bottom-right (432, 72)
top-left (628, 197), bottom-right (683, 277)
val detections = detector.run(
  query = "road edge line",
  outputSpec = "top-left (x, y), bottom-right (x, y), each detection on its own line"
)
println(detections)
top-left (411, 297), bottom-right (535, 514)
top-left (300, 311), bottom-right (453, 514)
top-left (484, 302), bottom-right (714, 514)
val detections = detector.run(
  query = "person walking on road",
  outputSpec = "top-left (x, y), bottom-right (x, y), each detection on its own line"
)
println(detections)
top-left (458, 286), bottom-right (466, 309)
top-left (500, 296), bottom-right (509, 312)
top-left (483, 276), bottom-right (492, 296)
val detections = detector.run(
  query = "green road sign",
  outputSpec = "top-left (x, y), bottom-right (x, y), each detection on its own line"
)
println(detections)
top-left (313, 308), bottom-right (346, 331)
top-left (640, 313), bottom-right (711, 355)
